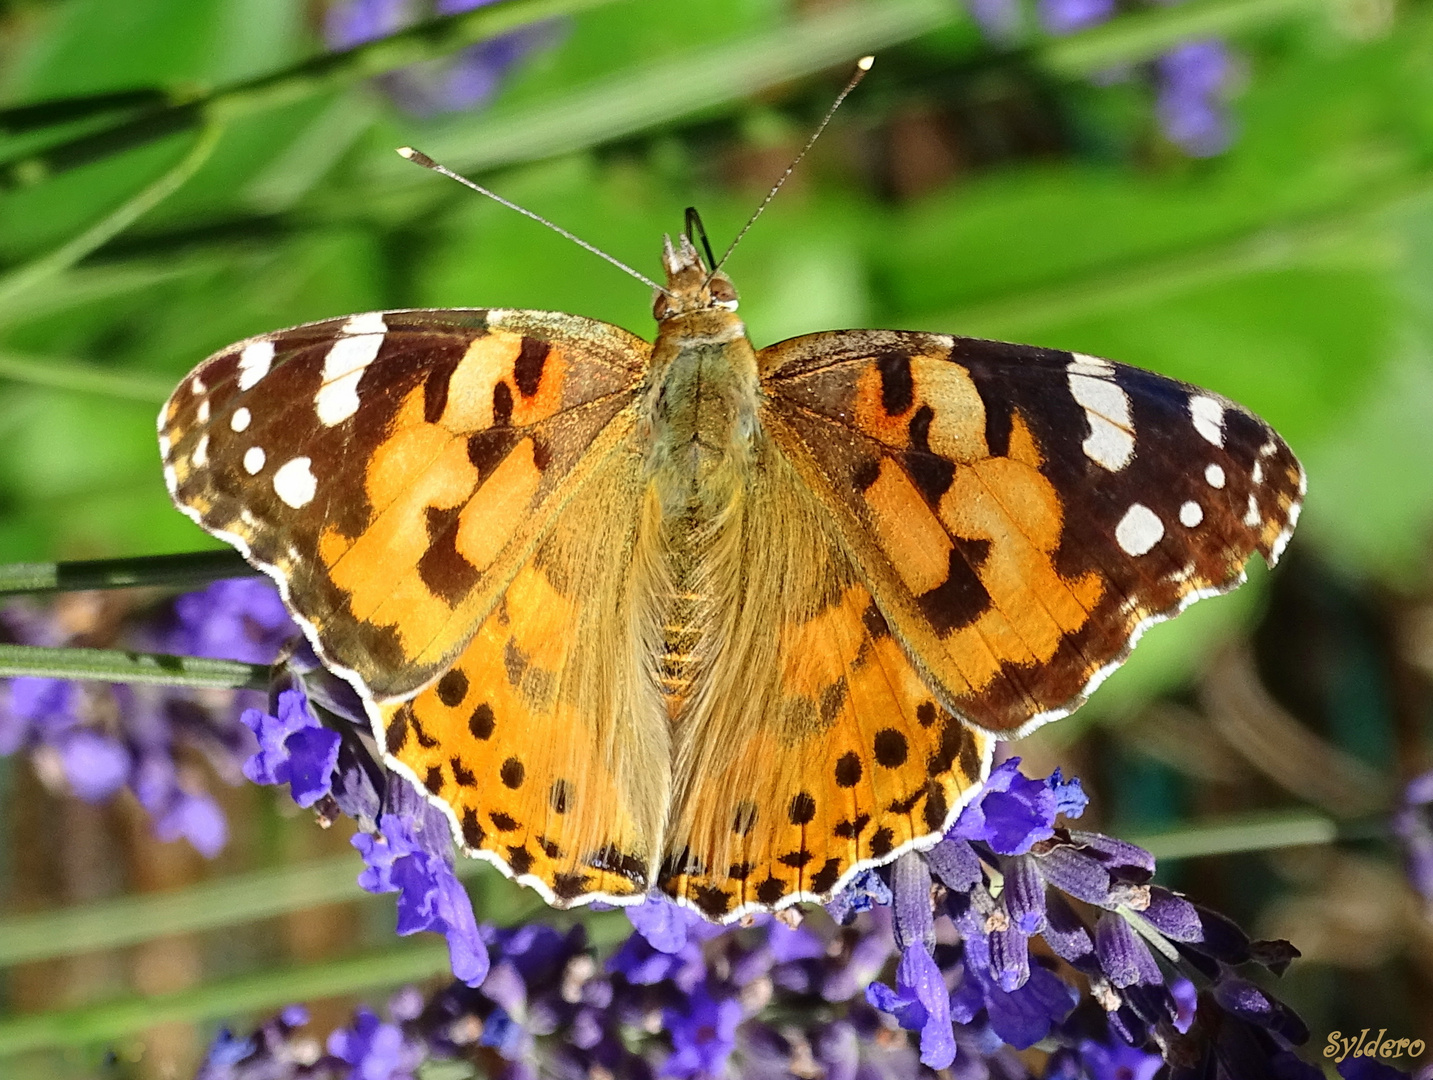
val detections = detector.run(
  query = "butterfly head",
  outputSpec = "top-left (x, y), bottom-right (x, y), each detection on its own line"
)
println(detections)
top-left (653, 234), bottom-right (739, 321)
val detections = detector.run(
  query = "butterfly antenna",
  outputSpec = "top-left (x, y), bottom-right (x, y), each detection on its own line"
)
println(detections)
top-left (397, 147), bottom-right (671, 295)
top-left (711, 54), bottom-right (874, 275)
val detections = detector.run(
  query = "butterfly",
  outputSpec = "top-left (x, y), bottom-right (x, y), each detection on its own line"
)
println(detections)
top-left (158, 231), bottom-right (1303, 922)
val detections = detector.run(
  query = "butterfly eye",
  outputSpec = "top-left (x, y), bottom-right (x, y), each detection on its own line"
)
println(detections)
top-left (652, 292), bottom-right (674, 320)
top-left (708, 275), bottom-right (739, 310)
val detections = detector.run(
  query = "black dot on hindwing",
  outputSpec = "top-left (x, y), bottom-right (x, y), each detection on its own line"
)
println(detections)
top-left (755, 877), bottom-right (786, 905)
top-left (508, 845), bottom-right (534, 875)
top-left (437, 670), bottom-right (468, 707)
top-left (450, 757), bottom-right (477, 787)
top-left (873, 729), bottom-right (908, 768)
top-left (869, 827), bottom-right (895, 857)
top-left (834, 752), bottom-right (863, 788)
top-left (550, 779), bottom-right (572, 814)
top-left (469, 703), bottom-right (495, 740)
top-left (500, 756), bottom-right (525, 789)
top-left (423, 765), bottom-right (443, 794)
top-left (461, 808), bottom-right (485, 847)
top-left (788, 792), bottom-right (817, 825)
top-left (916, 701), bottom-right (938, 728)
top-left (490, 811), bottom-right (520, 832)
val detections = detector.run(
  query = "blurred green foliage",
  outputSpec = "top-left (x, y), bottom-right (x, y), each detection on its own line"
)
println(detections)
top-left (2, 0), bottom-right (1433, 1070)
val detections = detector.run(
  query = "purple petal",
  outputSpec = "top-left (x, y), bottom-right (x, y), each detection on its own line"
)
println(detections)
top-left (282, 724), bottom-right (342, 808)
top-left (1003, 855), bottom-right (1046, 934)
top-left (626, 895), bottom-right (696, 954)
top-left (154, 791), bottom-right (228, 857)
top-left (891, 852), bottom-right (935, 951)
top-left (57, 729), bottom-right (131, 802)
top-left (1078, 1036), bottom-right (1163, 1080)
top-left (1094, 913), bottom-right (1163, 988)
top-left (899, 943), bottom-right (954, 1069)
top-left (1039, 0), bottom-right (1114, 35)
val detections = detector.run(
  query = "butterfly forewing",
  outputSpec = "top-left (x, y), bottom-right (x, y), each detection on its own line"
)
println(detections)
top-left (760, 331), bottom-right (1304, 737)
top-left (160, 309), bottom-right (648, 701)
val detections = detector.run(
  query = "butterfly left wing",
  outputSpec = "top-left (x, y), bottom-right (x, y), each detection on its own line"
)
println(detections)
top-left (159, 308), bottom-right (647, 701)
top-left (759, 330), bottom-right (1304, 737)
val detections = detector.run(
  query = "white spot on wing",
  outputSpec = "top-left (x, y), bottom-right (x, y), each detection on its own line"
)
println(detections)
top-left (273, 456), bottom-right (317, 508)
top-left (1204, 463), bottom-right (1226, 489)
top-left (1068, 367), bottom-right (1134, 471)
top-left (158, 433), bottom-right (172, 457)
top-left (316, 333), bottom-right (384, 426)
top-left (1252, 460), bottom-right (1264, 485)
top-left (1189, 395), bottom-right (1225, 447)
top-left (1179, 500), bottom-right (1203, 527)
top-left (243, 446), bottom-right (266, 474)
top-left (237, 341), bottom-right (275, 391)
top-left (1244, 493), bottom-right (1261, 527)
top-left (1115, 503), bottom-right (1164, 556)
top-left (197, 399), bottom-right (210, 424)
top-left (192, 434), bottom-right (209, 468)
top-left (231, 407), bottom-right (251, 432)
top-left (190, 376), bottom-right (206, 395)
top-left (1068, 353), bottom-right (1114, 377)
top-left (343, 312), bottom-right (388, 336)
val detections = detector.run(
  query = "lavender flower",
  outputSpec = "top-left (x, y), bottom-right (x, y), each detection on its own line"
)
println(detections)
top-left (324, 0), bottom-right (562, 116)
top-left (1393, 769), bottom-right (1433, 916)
top-left (1156, 40), bottom-right (1235, 157)
top-left (0, 580), bottom-right (297, 856)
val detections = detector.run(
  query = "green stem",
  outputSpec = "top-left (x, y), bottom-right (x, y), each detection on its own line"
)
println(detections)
top-left (0, 88), bottom-right (169, 135)
top-left (0, 0), bottom-right (620, 194)
top-left (0, 124), bottom-right (223, 309)
top-left (0, 644), bottom-right (265, 691)
top-left (0, 549), bottom-right (254, 596)
top-left (0, 944), bottom-right (454, 1057)
top-left (1127, 808), bottom-right (1385, 861)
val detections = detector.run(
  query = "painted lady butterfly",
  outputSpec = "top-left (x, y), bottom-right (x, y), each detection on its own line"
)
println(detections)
top-left (158, 229), bottom-right (1303, 922)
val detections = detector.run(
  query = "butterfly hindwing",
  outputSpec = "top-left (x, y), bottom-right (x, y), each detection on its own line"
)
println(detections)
top-left (761, 330), bottom-right (1304, 736)
top-left (377, 444), bottom-right (670, 906)
top-left (658, 432), bottom-right (991, 919)
top-left (160, 308), bottom-right (648, 700)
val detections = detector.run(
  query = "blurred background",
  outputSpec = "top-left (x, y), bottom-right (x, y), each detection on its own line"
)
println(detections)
top-left (1, 0), bottom-right (1432, 1075)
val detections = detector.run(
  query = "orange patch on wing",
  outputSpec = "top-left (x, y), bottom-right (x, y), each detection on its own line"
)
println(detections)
top-left (324, 387), bottom-right (476, 650)
top-left (455, 438), bottom-right (542, 572)
top-left (1007, 410), bottom-right (1042, 469)
top-left (438, 332), bottom-right (569, 432)
top-left (863, 461), bottom-right (953, 595)
top-left (915, 358), bottom-right (987, 463)
top-left (936, 457), bottom-right (1102, 673)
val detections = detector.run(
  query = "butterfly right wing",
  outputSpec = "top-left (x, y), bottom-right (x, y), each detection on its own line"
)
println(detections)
top-left (760, 330), bottom-right (1304, 738)
top-left (160, 308), bottom-right (648, 702)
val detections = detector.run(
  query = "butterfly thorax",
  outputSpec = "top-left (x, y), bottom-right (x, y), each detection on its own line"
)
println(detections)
top-left (640, 237), bottom-right (761, 710)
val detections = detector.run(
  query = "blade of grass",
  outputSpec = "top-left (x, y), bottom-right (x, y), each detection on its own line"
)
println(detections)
top-left (0, 644), bottom-right (265, 691)
top-left (0, 351), bottom-right (177, 402)
top-left (0, 123), bottom-right (223, 310)
top-left (1041, 0), bottom-right (1328, 77)
top-left (911, 175), bottom-right (1426, 338)
top-left (0, 0), bottom-right (621, 194)
top-left (0, 550), bottom-right (255, 596)
top-left (0, 944), bottom-right (453, 1057)
top-left (0, 88), bottom-right (170, 135)
top-left (405, 0), bottom-right (957, 176)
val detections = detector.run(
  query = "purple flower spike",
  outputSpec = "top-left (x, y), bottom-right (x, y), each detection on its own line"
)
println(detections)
top-left (240, 689), bottom-right (340, 808)
top-left (1003, 855), bottom-right (1047, 934)
top-left (661, 985), bottom-right (743, 1078)
top-left (355, 810), bottom-right (489, 987)
top-left (1079, 1035), bottom-right (1163, 1080)
top-left (57, 729), bottom-right (131, 802)
top-left (1039, 0), bottom-right (1115, 35)
top-left (626, 895), bottom-right (699, 954)
top-left (170, 579), bottom-right (295, 664)
top-left (1394, 769), bottom-right (1433, 911)
top-left (891, 852), bottom-right (936, 951)
top-left (949, 757), bottom-right (1058, 855)
top-left (1095, 914), bottom-right (1164, 989)
top-left (328, 1006), bottom-right (422, 1079)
